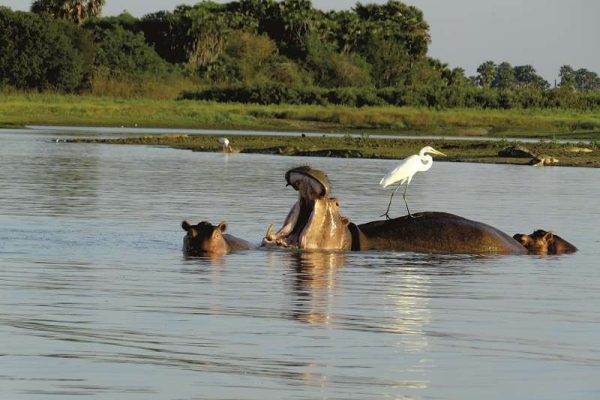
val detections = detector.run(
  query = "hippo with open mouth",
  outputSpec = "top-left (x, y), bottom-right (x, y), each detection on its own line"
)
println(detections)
top-left (263, 166), bottom-right (527, 255)
top-left (263, 166), bottom-right (352, 250)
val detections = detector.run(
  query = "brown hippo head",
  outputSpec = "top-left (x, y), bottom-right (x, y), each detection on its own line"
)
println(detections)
top-left (264, 166), bottom-right (352, 250)
top-left (182, 220), bottom-right (229, 255)
top-left (513, 230), bottom-right (577, 255)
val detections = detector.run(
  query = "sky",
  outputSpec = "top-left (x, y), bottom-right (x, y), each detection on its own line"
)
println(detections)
top-left (3, 0), bottom-right (599, 83)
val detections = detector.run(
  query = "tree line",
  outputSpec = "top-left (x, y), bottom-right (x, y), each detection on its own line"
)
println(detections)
top-left (1, 0), bottom-right (599, 110)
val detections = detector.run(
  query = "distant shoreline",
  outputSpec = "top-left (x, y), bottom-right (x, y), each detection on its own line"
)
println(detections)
top-left (66, 134), bottom-right (600, 168)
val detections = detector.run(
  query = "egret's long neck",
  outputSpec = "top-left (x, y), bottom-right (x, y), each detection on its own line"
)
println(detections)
top-left (419, 155), bottom-right (433, 172)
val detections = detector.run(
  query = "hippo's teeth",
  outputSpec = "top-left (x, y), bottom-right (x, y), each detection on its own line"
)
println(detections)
top-left (265, 224), bottom-right (274, 241)
top-left (275, 239), bottom-right (297, 249)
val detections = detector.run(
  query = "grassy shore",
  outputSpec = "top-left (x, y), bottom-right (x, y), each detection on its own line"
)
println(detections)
top-left (2, 93), bottom-right (600, 139)
top-left (69, 134), bottom-right (600, 168)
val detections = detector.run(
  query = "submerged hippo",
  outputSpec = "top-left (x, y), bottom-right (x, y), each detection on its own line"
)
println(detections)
top-left (513, 230), bottom-right (577, 255)
top-left (182, 220), bottom-right (254, 256)
top-left (263, 166), bottom-right (527, 255)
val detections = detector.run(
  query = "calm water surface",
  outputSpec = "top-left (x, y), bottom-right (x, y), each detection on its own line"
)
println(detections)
top-left (1, 128), bottom-right (599, 399)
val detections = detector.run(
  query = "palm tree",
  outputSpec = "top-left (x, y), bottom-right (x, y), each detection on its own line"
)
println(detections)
top-left (31, 0), bottom-right (106, 24)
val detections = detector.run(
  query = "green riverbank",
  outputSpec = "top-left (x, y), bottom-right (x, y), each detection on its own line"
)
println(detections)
top-left (69, 134), bottom-right (600, 168)
top-left (2, 93), bottom-right (600, 139)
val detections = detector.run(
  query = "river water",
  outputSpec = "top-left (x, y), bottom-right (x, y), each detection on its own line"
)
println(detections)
top-left (1, 128), bottom-right (599, 400)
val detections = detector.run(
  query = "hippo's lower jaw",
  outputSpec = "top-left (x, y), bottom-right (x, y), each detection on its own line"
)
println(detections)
top-left (262, 198), bottom-right (315, 249)
top-left (263, 225), bottom-right (297, 248)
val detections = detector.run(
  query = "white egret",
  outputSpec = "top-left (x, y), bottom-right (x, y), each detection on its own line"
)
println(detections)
top-left (379, 146), bottom-right (446, 219)
top-left (217, 137), bottom-right (230, 152)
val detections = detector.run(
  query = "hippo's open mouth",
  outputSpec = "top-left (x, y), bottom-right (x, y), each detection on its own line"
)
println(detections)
top-left (263, 166), bottom-right (331, 248)
top-left (264, 197), bottom-right (317, 248)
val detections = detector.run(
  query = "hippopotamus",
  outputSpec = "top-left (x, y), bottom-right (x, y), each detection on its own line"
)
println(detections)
top-left (513, 230), bottom-right (577, 255)
top-left (354, 212), bottom-right (526, 254)
top-left (263, 166), bottom-right (352, 250)
top-left (182, 220), bottom-right (254, 256)
top-left (263, 166), bottom-right (527, 255)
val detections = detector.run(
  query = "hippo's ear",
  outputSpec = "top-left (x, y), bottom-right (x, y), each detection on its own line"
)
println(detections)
top-left (513, 234), bottom-right (529, 245)
top-left (341, 217), bottom-right (350, 226)
top-left (217, 222), bottom-right (228, 232)
top-left (182, 220), bottom-right (192, 231)
top-left (543, 231), bottom-right (554, 242)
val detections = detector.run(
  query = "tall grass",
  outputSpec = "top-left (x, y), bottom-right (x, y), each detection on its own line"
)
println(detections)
top-left (1, 92), bottom-right (599, 138)
top-left (90, 75), bottom-right (198, 99)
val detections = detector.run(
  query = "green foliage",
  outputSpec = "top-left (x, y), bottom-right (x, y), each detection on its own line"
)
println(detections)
top-left (138, 11), bottom-right (189, 64)
top-left (304, 34), bottom-right (372, 88)
top-left (353, 1), bottom-right (430, 60)
top-left (514, 65), bottom-right (548, 89)
top-left (477, 61), bottom-right (496, 88)
top-left (31, 0), bottom-right (106, 25)
top-left (2, 0), bottom-right (599, 109)
top-left (180, 83), bottom-right (600, 111)
top-left (0, 7), bottom-right (94, 91)
top-left (493, 62), bottom-right (515, 89)
top-left (269, 57), bottom-right (309, 86)
top-left (574, 68), bottom-right (600, 91)
top-left (477, 60), bottom-right (549, 90)
top-left (180, 84), bottom-right (386, 107)
top-left (91, 25), bottom-right (172, 79)
top-left (84, 12), bottom-right (139, 32)
top-left (195, 30), bottom-right (313, 86)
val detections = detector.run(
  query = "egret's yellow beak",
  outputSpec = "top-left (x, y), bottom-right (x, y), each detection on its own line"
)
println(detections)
top-left (431, 148), bottom-right (447, 157)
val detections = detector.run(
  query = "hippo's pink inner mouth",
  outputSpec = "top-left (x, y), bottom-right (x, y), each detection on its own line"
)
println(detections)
top-left (264, 168), bottom-right (331, 248)
top-left (265, 198), bottom-right (316, 248)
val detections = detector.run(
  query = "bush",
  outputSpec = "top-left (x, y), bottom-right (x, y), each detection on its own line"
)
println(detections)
top-left (180, 84), bottom-right (389, 107)
top-left (0, 7), bottom-right (94, 92)
top-left (179, 82), bottom-right (600, 110)
top-left (305, 35), bottom-right (372, 88)
top-left (92, 25), bottom-right (173, 79)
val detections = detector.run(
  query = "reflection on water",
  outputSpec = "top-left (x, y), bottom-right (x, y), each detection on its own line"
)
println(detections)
top-left (285, 251), bottom-right (346, 325)
top-left (1, 129), bottom-right (600, 400)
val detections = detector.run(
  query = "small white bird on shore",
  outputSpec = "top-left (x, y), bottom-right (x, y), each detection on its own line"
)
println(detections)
top-left (379, 146), bottom-right (446, 219)
top-left (218, 137), bottom-right (230, 152)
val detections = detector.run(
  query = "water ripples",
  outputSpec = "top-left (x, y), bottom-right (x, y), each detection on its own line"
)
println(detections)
top-left (1, 129), bottom-right (600, 399)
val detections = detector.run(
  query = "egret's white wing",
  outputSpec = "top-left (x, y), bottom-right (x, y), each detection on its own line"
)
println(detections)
top-left (379, 155), bottom-right (420, 188)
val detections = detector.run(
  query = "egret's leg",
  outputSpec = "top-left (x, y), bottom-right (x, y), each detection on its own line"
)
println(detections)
top-left (380, 184), bottom-right (403, 219)
top-left (402, 184), bottom-right (414, 218)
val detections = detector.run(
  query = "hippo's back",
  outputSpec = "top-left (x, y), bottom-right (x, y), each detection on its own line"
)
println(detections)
top-left (358, 212), bottom-right (526, 255)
